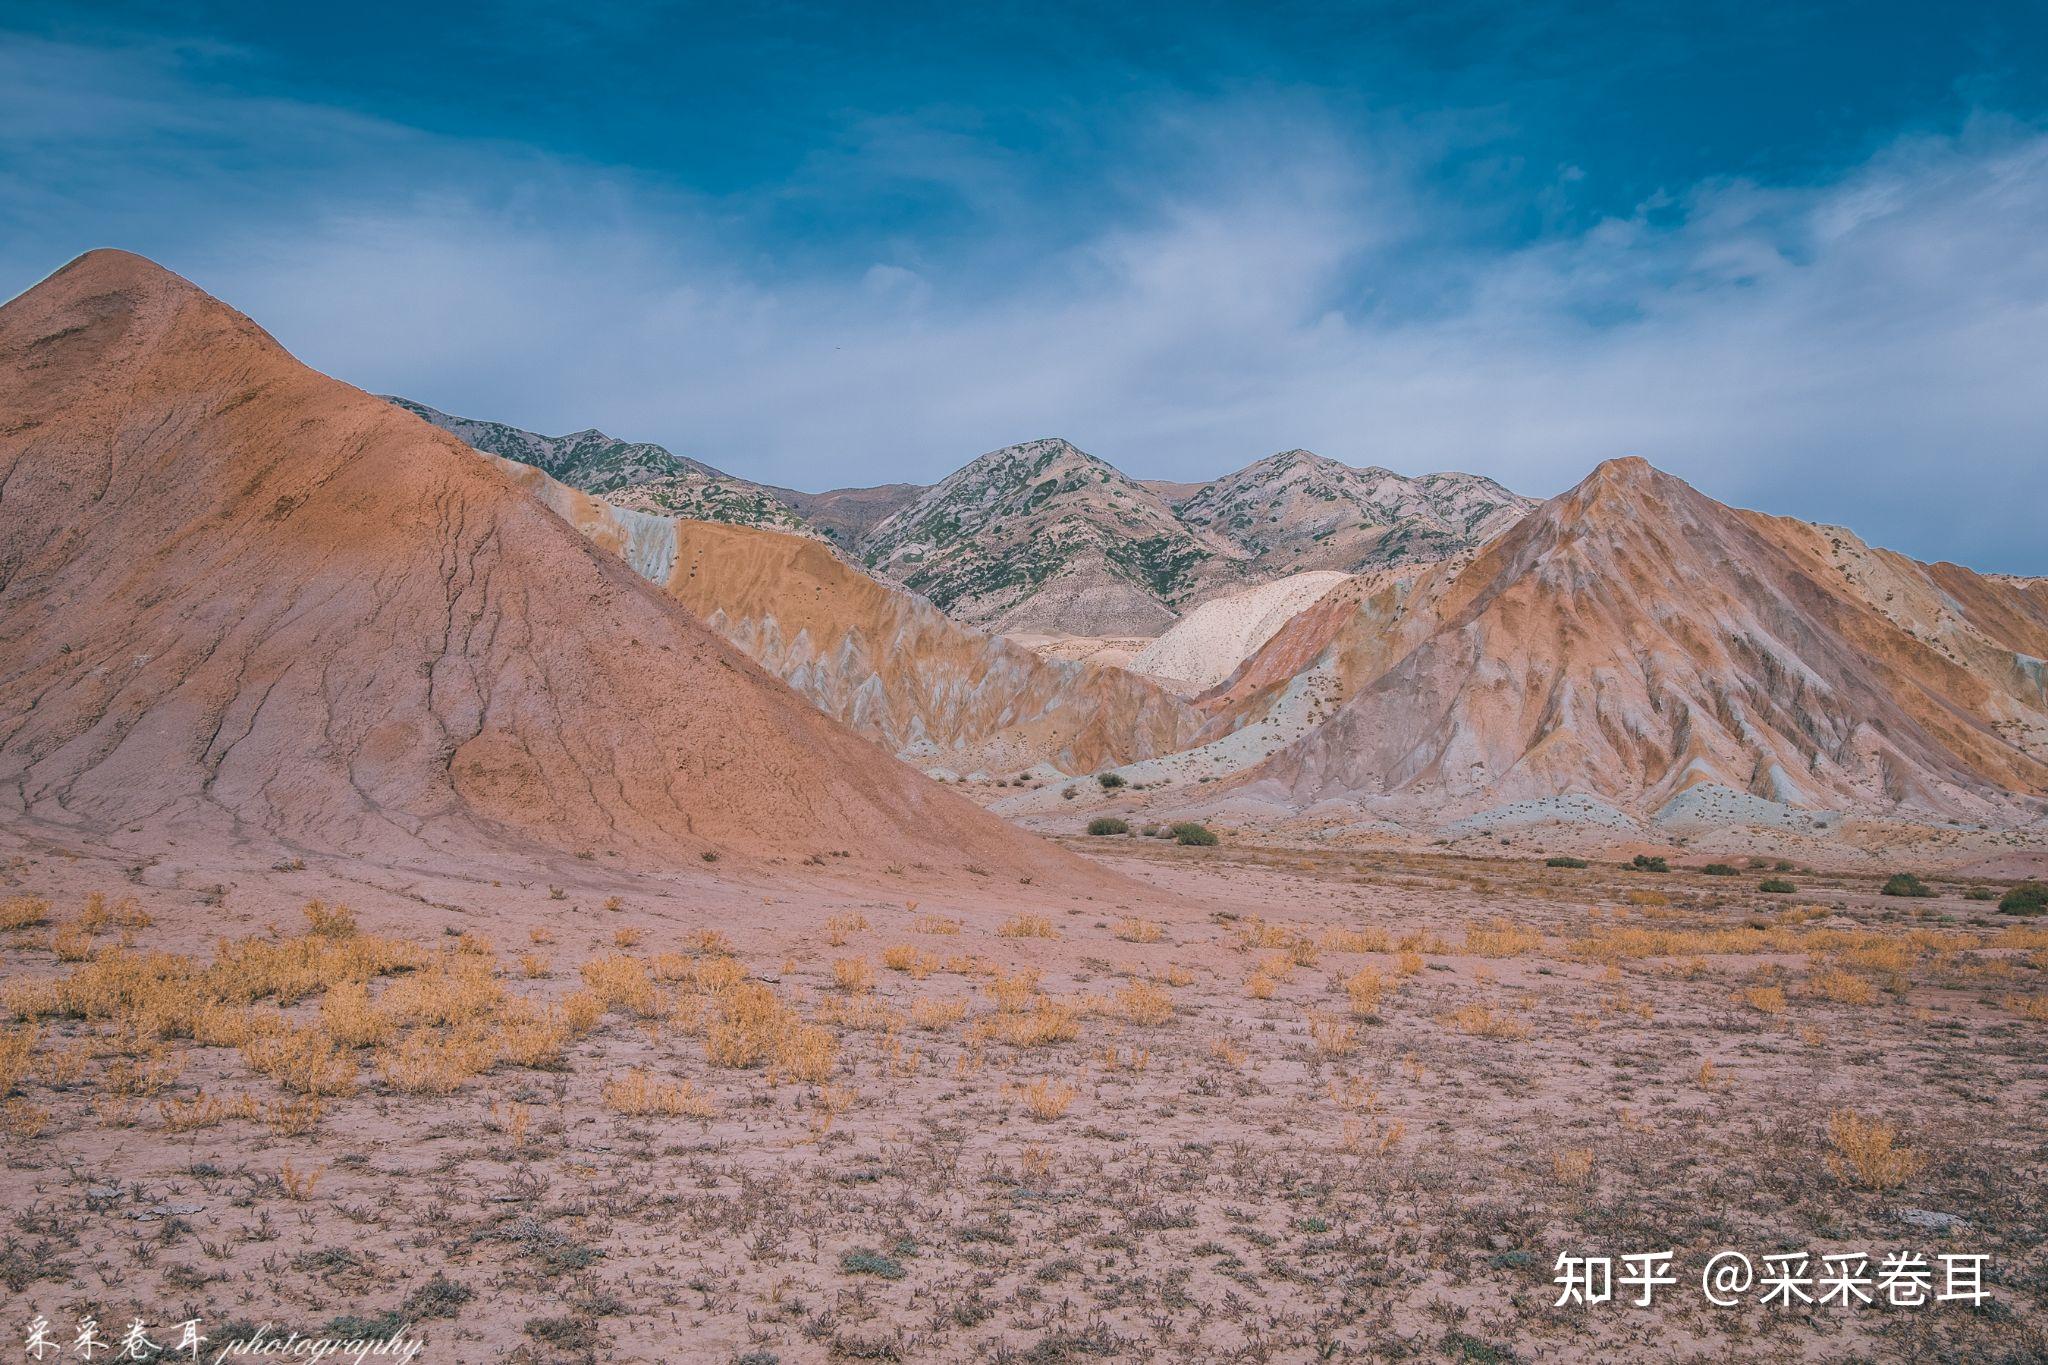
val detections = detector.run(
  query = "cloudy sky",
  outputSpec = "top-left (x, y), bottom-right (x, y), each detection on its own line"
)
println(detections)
top-left (4, 2), bottom-right (2046, 571)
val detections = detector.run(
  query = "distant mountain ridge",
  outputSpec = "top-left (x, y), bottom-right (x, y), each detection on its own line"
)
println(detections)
top-left (384, 397), bottom-right (1535, 636)
top-left (1176, 449), bottom-right (1533, 577)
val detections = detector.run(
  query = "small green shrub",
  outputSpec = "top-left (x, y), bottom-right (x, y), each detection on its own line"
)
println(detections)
top-left (1701, 863), bottom-right (1738, 876)
top-left (1086, 817), bottom-right (1129, 836)
top-left (1097, 772), bottom-right (1127, 790)
top-left (1630, 855), bottom-right (1669, 873)
top-left (1774, 860), bottom-right (1795, 872)
top-left (1545, 856), bottom-right (1588, 869)
top-left (1172, 822), bottom-right (1219, 847)
top-left (1759, 878), bottom-right (1797, 894)
top-left (2000, 883), bottom-right (2048, 916)
top-left (1965, 887), bottom-right (1998, 901)
top-left (841, 1248), bottom-right (907, 1279)
top-left (1881, 873), bottom-right (1933, 898)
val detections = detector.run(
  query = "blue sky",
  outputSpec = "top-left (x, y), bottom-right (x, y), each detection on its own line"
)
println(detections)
top-left (4, 2), bottom-right (2047, 571)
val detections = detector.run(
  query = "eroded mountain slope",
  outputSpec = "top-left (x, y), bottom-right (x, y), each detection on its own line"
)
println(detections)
top-left (491, 460), bottom-right (1202, 775)
top-left (1237, 459), bottom-right (2048, 823)
top-left (0, 251), bottom-right (1064, 880)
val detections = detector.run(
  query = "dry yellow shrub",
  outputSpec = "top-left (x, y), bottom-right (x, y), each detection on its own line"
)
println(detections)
top-left (1020, 1076), bottom-right (1077, 1119)
top-left (378, 1026), bottom-right (496, 1095)
top-left (1321, 926), bottom-right (1391, 954)
top-left (603, 1068), bottom-right (716, 1118)
top-left (243, 1026), bottom-right (357, 1096)
top-left (1441, 1003), bottom-right (1530, 1040)
top-left (318, 982), bottom-right (393, 1048)
top-left (1308, 1011), bottom-right (1358, 1057)
top-left (973, 998), bottom-right (1081, 1048)
top-left (768, 1022), bottom-right (837, 1084)
top-left (1463, 918), bottom-right (1542, 957)
top-left (1343, 968), bottom-right (1384, 1018)
top-left (1738, 985), bottom-right (1788, 1015)
top-left (1115, 981), bottom-right (1174, 1026)
top-left (575, 954), bottom-right (659, 1017)
top-left (985, 968), bottom-right (1042, 1013)
top-left (1826, 1110), bottom-right (1925, 1190)
top-left (997, 915), bottom-right (1056, 939)
top-left (494, 1003), bottom-right (572, 1068)
top-left (832, 957), bottom-right (875, 994)
top-left (559, 990), bottom-right (605, 1035)
top-left (1805, 967), bottom-right (1878, 1006)
top-left (2001, 994), bottom-right (2048, 1023)
top-left (0, 1024), bottom-right (37, 1094)
top-left (1113, 918), bottom-right (1163, 943)
top-left (0, 897), bottom-right (51, 931)
top-left (910, 997), bottom-right (967, 1031)
top-left (823, 912), bottom-right (869, 946)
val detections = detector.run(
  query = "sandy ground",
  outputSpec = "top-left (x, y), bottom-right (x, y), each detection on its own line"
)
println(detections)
top-left (3, 819), bottom-right (2045, 1363)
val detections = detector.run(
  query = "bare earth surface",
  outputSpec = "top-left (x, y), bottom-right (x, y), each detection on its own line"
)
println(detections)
top-left (4, 820), bottom-right (2044, 1363)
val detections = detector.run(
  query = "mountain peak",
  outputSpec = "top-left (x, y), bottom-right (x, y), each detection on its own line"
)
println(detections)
top-left (1552, 456), bottom-right (1697, 524)
top-left (45, 248), bottom-right (191, 296)
top-left (1578, 455), bottom-right (1661, 489)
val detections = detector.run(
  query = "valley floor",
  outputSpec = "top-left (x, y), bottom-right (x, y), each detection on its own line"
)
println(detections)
top-left (2, 825), bottom-right (2045, 1362)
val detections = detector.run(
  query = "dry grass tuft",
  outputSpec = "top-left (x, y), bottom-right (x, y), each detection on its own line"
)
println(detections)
top-left (1019, 1076), bottom-right (1078, 1120)
top-left (1552, 1147), bottom-right (1595, 1184)
top-left (244, 1026), bottom-right (358, 1096)
top-left (1441, 1002), bottom-right (1531, 1040)
top-left (1825, 1109), bottom-right (1926, 1190)
top-left (997, 914), bottom-right (1057, 939)
top-left (1805, 966), bottom-right (1879, 1006)
top-left (1738, 984), bottom-right (1788, 1015)
top-left (1112, 917), bottom-right (1163, 943)
top-left (0, 896), bottom-right (52, 932)
top-left (603, 1068), bottom-right (716, 1118)
top-left (832, 957), bottom-right (875, 994)
top-left (1321, 926), bottom-right (1391, 954)
top-left (1308, 1011), bottom-right (1359, 1057)
top-left (1463, 918), bottom-right (1542, 957)
top-left (1115, 980), bottom-right (1174, 1026)
top-left (377, 1027), bottom-right (495, 1095)
top-left (909, 997), bottom-right (968, 1031)
top-left (1343, 968), bottom-right (1384, 1018)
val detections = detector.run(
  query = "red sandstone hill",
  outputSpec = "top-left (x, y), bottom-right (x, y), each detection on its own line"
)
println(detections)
top-left (1227, 458), bottom-right (2048, 824)
top-left (0, 251), bottom-right (1073, 880)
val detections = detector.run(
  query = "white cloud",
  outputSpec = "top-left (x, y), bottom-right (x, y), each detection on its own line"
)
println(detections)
top-left (4, 37), bottom-right (2046, 571)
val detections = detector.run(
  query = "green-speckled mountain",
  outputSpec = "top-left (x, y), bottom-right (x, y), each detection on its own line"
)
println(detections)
top-left (858, 438), bottom-right (1249, 635)
top-left (385, 397), bottom-right (812, 536)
